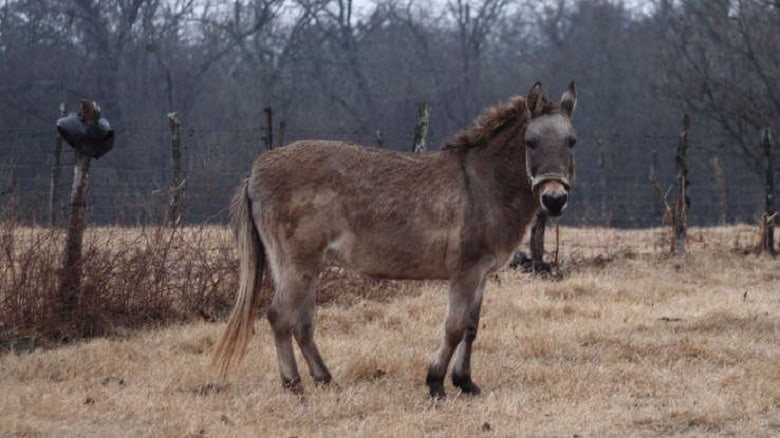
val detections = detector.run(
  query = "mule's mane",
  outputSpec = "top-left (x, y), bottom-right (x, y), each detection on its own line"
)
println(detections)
top-left (442, 95), bottom-right (562, 151)
top-left (443, 96), bottom-right (529, 151)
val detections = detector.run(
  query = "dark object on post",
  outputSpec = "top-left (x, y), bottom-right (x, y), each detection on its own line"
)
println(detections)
top-left (56, 100), bottom-right (114, 159)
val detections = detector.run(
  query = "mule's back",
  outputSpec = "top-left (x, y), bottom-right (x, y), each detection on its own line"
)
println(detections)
top-left (247, 141), bottom-right (465, 279)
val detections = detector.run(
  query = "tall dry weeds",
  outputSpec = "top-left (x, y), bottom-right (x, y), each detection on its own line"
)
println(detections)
top-left (0, 219), bottom-right (238, 348)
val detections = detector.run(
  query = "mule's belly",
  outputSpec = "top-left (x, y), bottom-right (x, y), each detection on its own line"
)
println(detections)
top-left (327, 227), bottom-right (457, 280)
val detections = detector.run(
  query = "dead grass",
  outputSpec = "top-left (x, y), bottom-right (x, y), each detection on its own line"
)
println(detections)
top-left (0, 225), bottom-right (778, 436)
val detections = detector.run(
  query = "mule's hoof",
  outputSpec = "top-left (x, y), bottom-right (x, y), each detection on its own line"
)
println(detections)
top-left (313, 374), bottom-right (332, 386)
top-left (452, 374), bottom-right (481, 396)
top-left (426, 371), bottom-right (447, 399)
top-left (428, 384), bottom-right (447, 399)
top-left (282, 377), bottom-right (303, 394)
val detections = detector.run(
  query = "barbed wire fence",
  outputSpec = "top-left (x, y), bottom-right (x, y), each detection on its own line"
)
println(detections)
top-left (0, 113), bottom-right (772, 234)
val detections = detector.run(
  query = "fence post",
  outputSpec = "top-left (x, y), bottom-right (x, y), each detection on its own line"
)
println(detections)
top-left (649, 149), bottom-right (671, 226)
top-left (55, 99), bottom-right (110, 335)
top-left (277, 120), bottom-right (287, 149)
top-left (412, 103), bottom-right (431, 153)
top-left (671, 114), bottom-right (690, 255)
top-left (529, 211), bottom-right (547, 271)
top-left (263, 107), bottom-right (273, 152)
top-left (166, 112), bottom-right (185, 225)
top-left (709, 156), bottom-right (727, 225)
top-left (375, 130), bottom-right (384, 148)
top-left (57, 151), bottom-right (92, 335)
top-left (597, 139), bottom-right (608, 225)
top-left (49, 102), bottom-right (67, 226)
top-left (760, 128), bottom-right (776, 255)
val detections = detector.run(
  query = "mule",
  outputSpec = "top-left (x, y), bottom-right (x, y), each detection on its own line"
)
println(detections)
top-left (212, 82), bottom-right (577, 398)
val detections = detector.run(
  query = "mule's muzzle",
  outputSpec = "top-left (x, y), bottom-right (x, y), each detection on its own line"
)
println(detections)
top-left (535, 178), bottom-right (571, 217)
top-left (541, 191), bottom-right (568, 216)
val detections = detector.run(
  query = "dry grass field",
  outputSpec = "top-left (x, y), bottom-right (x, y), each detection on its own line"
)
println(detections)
top-left (1, 226), bottom-right (778, 437)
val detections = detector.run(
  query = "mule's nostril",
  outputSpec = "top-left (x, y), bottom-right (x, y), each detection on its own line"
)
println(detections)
top-left (541, 192), bottom-right (569, 216)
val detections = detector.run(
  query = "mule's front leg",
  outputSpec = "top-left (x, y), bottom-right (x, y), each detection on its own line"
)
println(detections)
top-left (426, 271), bottom-right (486, 398)
top-left (451, 303), bottom-right (483, 395)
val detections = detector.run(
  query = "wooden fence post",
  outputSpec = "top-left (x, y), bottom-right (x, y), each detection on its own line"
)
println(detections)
top-left (57, 150), bottom-right (91, 333)
top-left (55, 99), bottom-right (108, 335)
top-left (760, 128), bottom-right (776, 255)
top-left (263, 107), bottom-right (273, 152)
top-left (277, 120), bottom-right (287, 149)
top-left (671, 114), bottom-right (690, 255)
top-left (49, 102), bottom-right (67, 226)
top-left (412, 103), bottom-right (431, 153)
top-left (649, 149), bottom-right (672, 226)
top-left (166, 112), bottom-right (185, 225)
top-left (597, 139), bottom-right (609, 226)
top-left (709, 156), bottom-right (727, 225)
top-left (529, 211), bottom-right (547, 271)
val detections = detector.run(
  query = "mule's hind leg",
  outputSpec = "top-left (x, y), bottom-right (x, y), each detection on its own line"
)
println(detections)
top-left (426, 270), bottom-right (487, 398)
top-left (267, 268), bottom-right (331, 391)
top-left (290, 274), bottom-right (332, 385)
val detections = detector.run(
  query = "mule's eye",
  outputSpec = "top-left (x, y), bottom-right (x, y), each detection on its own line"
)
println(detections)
top-left (568, 137), bottom-right (577, 148)
top-left (526, 138), bottom-right (539, 150)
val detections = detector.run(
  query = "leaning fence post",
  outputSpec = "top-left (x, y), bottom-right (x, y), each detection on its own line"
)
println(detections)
top-left (49, 102), bottom-right (67, 227)
top-left (58, 151), bottom-right (91, 328)
top-left (55, 99), bottom-right (113, 335)
top-left (166, 112), bottom-right (185, 225)
top-left (760, 128), bottom-right (776, 255)
top-left (671, 114), bottom-right (690, 255)
top-left (412, 103), bottom-right (431, 153)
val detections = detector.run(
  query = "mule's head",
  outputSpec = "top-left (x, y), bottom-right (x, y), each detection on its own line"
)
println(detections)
top-left (524, 82), bottom-right (577, 217)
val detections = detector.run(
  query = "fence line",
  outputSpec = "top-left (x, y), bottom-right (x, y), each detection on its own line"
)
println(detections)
top-left (1, 123), bottom-right (775, 228)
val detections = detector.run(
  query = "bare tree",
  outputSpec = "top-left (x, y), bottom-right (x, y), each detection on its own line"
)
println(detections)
top-left (663, 0), bottom-right (780, 174)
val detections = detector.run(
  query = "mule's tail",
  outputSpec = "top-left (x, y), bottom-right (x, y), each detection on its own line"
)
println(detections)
top-left (211, 178), bottom-right (265, 379)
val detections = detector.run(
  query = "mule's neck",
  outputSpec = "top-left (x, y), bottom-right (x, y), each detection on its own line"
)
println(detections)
top-left (462, 122), bottom-right (534, 208)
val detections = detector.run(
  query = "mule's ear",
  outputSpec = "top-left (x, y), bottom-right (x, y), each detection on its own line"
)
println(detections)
top-left (527, 82), bottom-right (546, 116)
top-left (560, 81), bottom-right (577, 118)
